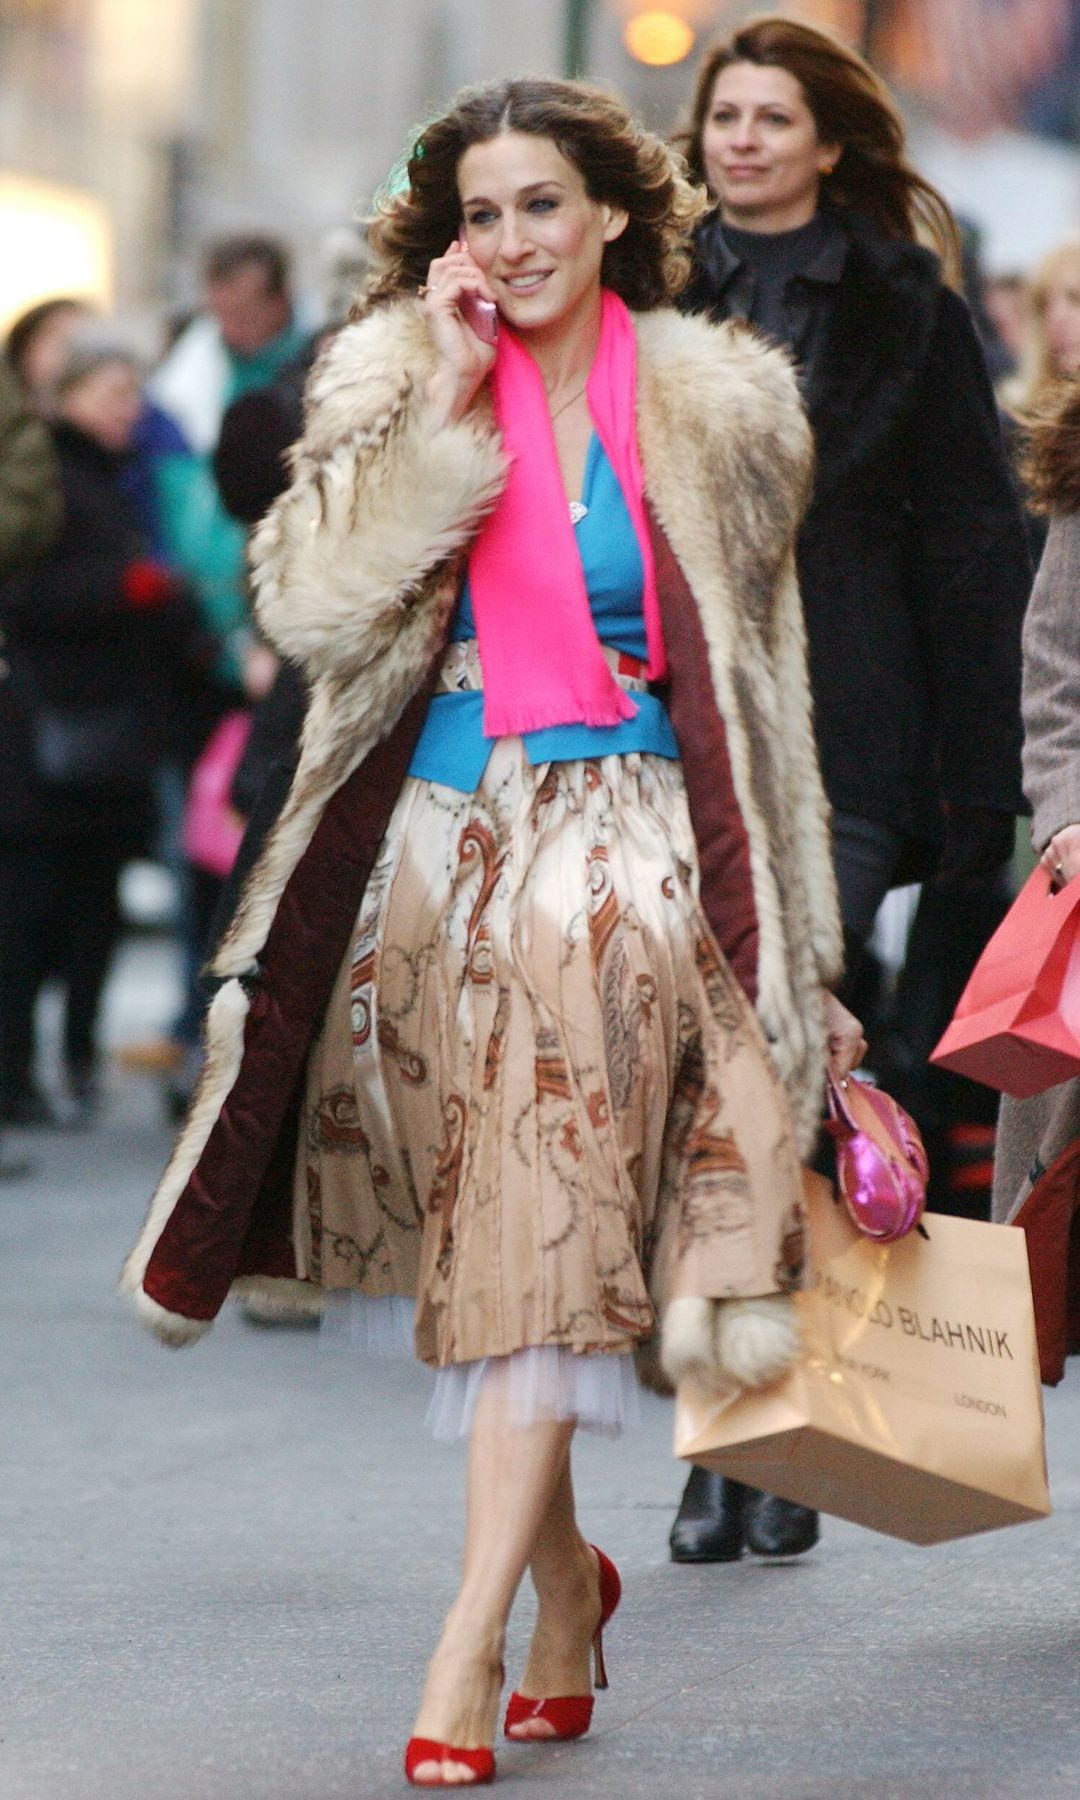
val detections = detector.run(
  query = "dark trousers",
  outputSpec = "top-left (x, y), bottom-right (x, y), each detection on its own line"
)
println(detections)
top-left (0, 839), bottom-right (124, 1100)
top-left (830, 811), bottom-right (903, 1003)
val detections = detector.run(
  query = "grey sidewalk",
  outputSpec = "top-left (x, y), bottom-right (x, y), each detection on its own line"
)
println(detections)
top-left (1, 938), bottom-right (1078, 1800)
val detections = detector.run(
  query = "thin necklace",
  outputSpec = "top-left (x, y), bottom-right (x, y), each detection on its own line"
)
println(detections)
top-left (548, 382), bottom-right (588, 424)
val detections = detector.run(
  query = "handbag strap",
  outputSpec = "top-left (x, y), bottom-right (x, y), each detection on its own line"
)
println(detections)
top-left (825, 1070), bottom-right (858, 1136)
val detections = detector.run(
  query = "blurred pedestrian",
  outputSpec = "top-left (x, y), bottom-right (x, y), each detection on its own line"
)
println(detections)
top-left (958, 216), bottom-right (1015, 385)
top-left (1002, 233), bottom-right (1080, 420)
top-left (670, 10), bottom-right (1031, 1565)
top-left (123, 76), bottom-right (864, 1787)
top-left (126, 235), bottom-right (308, 1097)
top-left (994, 376), bottom-right (1080, 1387)
top-left (985, 272), bottom-right (1028, 374)
top-left (0, 350), bottom-right (63, 1172)
top-left (0, 352), bottom-right (63, 561)
top-left (999, 234), bottom-right (1080, 559)
top-left (6, 297), bottom-right (93, 416)
top-left (0, 344), bottom-right (204, 1126)
top-left (208, 328), bottom-right (323, 895)
top-left (149, 232), bottom-right (307, 680)
top-left (7, 296), bottom-right (193, 564)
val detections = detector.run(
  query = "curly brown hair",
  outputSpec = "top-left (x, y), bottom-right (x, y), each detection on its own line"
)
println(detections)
top-left (672, 13), bottom-right (960, 282)
top-left (365, 78), bottom-right (707, 312)
top-left (1019, 376), bottom-right (1080, 516)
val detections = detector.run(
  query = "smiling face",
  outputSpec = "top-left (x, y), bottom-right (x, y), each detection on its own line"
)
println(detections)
top-left (702, 61), bottom-right (838, 232)
top-left (457, 131), bottom-right (628, 339)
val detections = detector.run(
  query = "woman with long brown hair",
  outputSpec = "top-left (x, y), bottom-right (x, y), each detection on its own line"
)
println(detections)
top-left (123, 77), bottom-right (863, 1786)
top-left (669, 13), bottom-right (1031, 1565)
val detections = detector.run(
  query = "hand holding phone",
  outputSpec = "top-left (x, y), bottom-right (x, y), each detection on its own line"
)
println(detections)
top-left (456, 233), bottom-right (498, 345)
top-left (421, 237), bottom-right (498, 421)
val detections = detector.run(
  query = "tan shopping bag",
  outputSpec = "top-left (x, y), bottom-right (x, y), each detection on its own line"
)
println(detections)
top-left (674, 1176), bottom-right (1052, 1544)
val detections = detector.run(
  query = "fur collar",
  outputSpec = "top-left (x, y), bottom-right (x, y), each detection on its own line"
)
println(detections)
top-left (257, 300), bottom-right (813, 673)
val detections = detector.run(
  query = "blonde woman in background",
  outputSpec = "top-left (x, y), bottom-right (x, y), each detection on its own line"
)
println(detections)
top-left (1003, 233), bottom-right (1080, 417)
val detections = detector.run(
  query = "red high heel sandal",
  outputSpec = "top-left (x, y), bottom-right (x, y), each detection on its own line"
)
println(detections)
top-left (404, 1739), bottom-right (496, 1787)
top-left (503, 1545), bottom-right (622, 1743)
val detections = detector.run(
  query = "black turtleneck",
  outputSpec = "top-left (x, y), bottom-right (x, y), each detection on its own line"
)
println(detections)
top-left (690, 209), bottom-right (847, 371)
top-left (720, 216), bottom-right (830, 341)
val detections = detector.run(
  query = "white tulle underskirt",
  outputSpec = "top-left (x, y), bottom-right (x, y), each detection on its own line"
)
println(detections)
top-left (321, 1292), bottom-right (641, 1442)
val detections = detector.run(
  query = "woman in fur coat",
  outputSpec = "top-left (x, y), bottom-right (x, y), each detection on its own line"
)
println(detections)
top-left (123, 79), bottom-right (861, 1787)
top-left (667, 10), bottom-right (1031, 1567)
top-left (993, 382), bottom-right (1080, 1389)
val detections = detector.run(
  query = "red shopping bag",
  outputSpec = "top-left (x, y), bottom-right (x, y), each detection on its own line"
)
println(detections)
top-left (931, 864), bottom-right (1080, 1097)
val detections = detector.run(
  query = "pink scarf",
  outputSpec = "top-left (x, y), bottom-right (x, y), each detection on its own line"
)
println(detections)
top-left (469, 288), bottom-right (666, 738)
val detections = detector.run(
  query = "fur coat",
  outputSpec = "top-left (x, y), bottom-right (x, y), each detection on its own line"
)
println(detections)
top-left (122, 299), bottom-right (842, 1346)
top-left (684, 209), bottom-right (1029, 871)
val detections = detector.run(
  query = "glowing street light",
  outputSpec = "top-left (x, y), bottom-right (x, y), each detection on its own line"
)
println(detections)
top-left (623, 8), bottom-right (696, 66)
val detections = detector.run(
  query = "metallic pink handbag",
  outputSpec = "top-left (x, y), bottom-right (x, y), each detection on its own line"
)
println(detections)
top-left (824, 1073), bottom-right (929, 1243)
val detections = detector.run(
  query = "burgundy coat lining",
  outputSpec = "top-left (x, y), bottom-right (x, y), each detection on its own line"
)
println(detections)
top-left (143, 680), bottom-right (438, 1319)
top-left (649, 511), bottom-right (760, 1006)
top-left (142, 520), bottom-right (761, 1318)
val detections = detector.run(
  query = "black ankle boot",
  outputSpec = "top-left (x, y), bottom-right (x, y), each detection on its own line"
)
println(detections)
top-left (745, 1491), bottom-right (820, 1558)
top-left (669, 1467), bottom-right (749, 1563)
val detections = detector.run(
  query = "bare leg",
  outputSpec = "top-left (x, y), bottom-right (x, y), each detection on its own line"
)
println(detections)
top-left (409, 1367), bottom-right (575, 1782)
top-left (506, 1457), bottom-right (603, 1738)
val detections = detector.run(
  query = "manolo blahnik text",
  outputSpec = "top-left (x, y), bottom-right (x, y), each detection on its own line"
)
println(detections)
top-left (815, 1273), bottom-right (1013, 1359)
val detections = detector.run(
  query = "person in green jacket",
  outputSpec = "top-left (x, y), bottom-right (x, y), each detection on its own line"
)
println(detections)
top-left (0, 353), bottom-right (63, 574)
top-left (137, 236), bottom-right (309, 1090)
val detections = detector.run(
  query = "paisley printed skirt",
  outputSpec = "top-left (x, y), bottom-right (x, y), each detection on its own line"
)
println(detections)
top-left (292, 737), bottom-right (807, 1373)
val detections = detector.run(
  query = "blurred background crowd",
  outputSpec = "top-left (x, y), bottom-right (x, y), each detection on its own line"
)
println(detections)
top-left (2, 0), bottom-right (1080, 1217)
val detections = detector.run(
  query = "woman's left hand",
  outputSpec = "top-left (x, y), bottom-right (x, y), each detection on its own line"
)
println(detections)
top-left (1040, 823), bottom-right (1080, 888)
top-left (824, 990), bottom-right (867, 1080)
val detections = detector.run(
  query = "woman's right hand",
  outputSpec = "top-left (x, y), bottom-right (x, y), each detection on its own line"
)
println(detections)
top-left (1040, 823), bottom-right (1080, 887)
top-left (823, 989), bottom-right (867, 1081)
top-left (422, 241), bottom-right (497, 427)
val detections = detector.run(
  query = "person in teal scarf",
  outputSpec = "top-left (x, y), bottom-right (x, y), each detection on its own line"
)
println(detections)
top-left (140, 235), bottom-right (308, 1085)
top-left (149, 234), bottom-right (309, 686)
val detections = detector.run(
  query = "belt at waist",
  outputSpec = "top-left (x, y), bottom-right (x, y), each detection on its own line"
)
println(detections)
top-left (437, 638), bottom-right (649, 696)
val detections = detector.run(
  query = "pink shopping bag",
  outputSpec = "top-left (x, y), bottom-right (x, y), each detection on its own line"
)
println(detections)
top-left (931, 864), bottom-right (1080, 1098)
top-left (180, 710), bottom-right (252, 879)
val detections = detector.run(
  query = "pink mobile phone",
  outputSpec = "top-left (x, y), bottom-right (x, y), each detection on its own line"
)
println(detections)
top-left (457, 234), bottom-right (498, 344)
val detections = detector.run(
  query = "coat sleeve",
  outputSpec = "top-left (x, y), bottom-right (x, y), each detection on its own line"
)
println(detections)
top-left (250, 309), bottom-right (506, 680)
top-left (767, 545), bottom-right (844, 989)
top-left (904, 286), bottom-right (1030, 813)
top-left (1020, 513), bottom-right (1080, 851)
